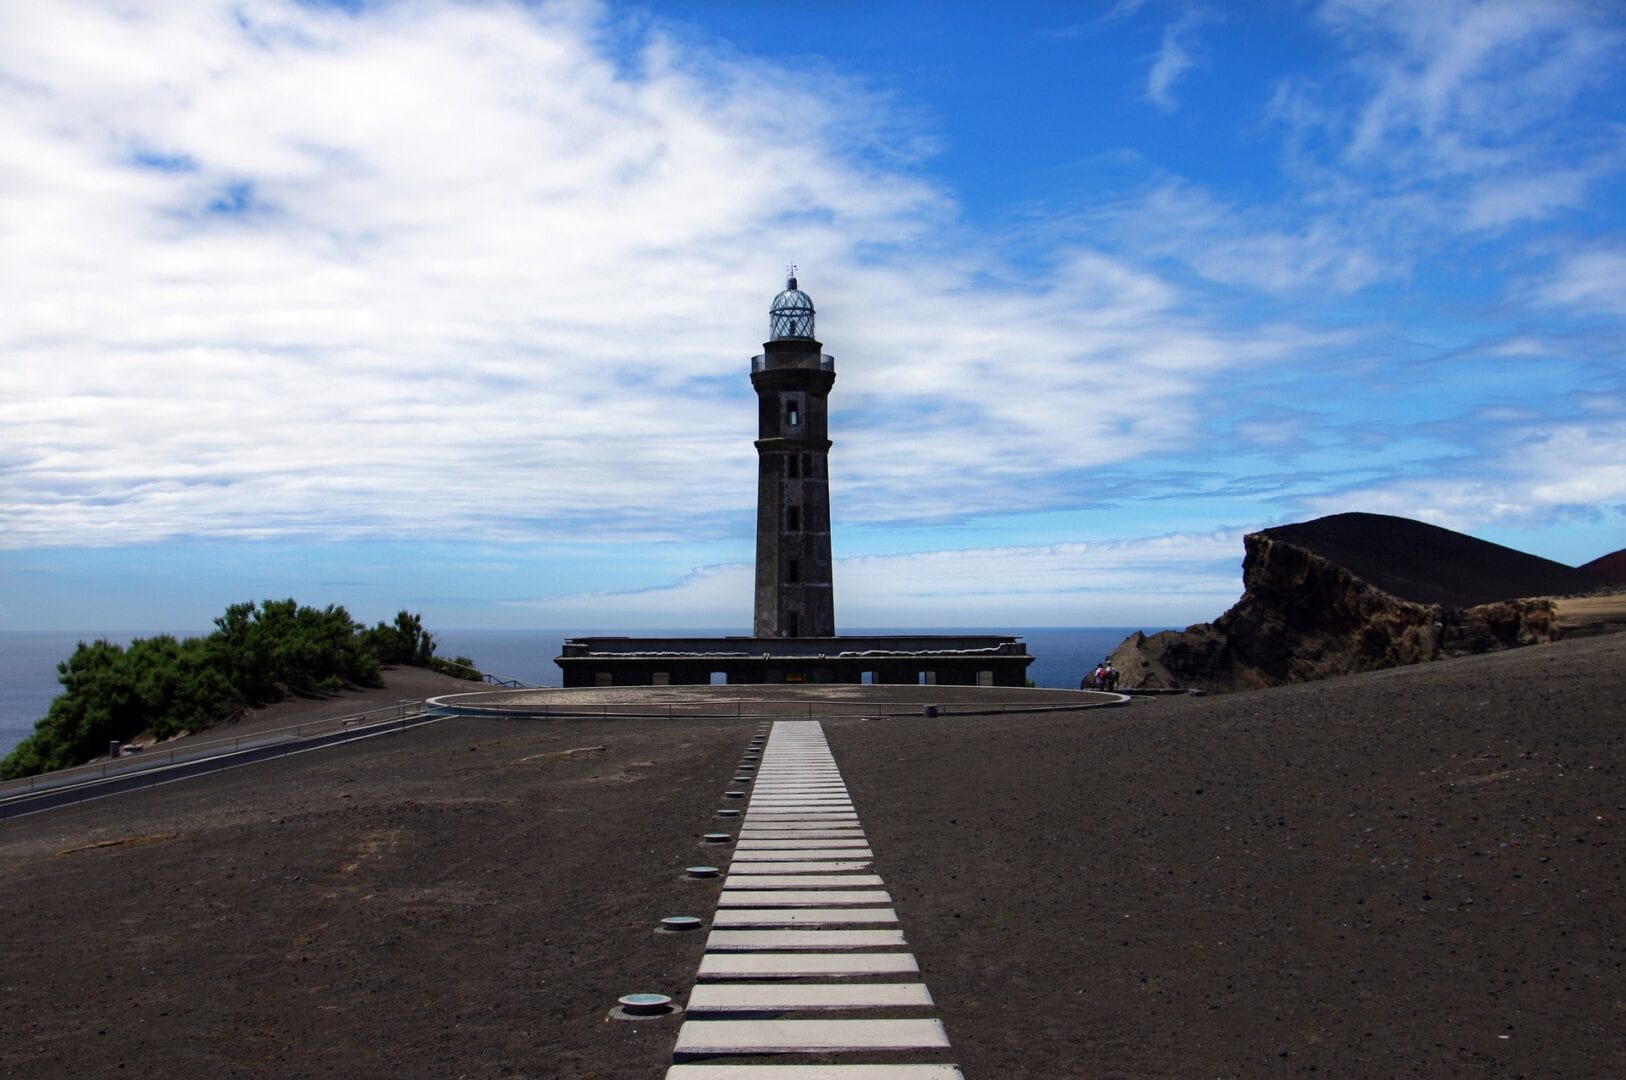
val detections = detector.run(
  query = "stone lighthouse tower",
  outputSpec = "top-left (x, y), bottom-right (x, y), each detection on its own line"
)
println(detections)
top-left (752, 272), bottom-right (836, 638)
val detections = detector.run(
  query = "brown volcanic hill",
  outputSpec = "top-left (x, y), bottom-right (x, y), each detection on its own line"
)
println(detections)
top-left (1261, 512), bottom-right (1602, 607)
top-left (1110, 513), bottom-right (1619, 693)
top-left (1580, 546), bottom-right (1626, 584)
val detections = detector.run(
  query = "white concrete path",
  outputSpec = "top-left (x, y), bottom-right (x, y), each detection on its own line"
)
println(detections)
top-left (665, 721), bottom-right (960, 1076)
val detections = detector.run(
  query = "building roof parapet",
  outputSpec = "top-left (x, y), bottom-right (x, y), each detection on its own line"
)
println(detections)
top-left (561, 635), bottom-right (1028, 658)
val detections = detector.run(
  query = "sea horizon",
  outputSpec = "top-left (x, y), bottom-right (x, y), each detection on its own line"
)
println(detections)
top-left (0, 625), bottom-right (1164, 758)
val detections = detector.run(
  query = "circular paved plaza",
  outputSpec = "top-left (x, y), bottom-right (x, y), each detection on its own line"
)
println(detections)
top-left (428, 682), bottom-right (1122, 719)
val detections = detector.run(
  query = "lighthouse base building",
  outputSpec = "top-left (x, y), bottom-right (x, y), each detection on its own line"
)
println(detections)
top-left (555, 275), bottom-right (1033, 689)
top-left (555, 633), bottom-right (1033, 688)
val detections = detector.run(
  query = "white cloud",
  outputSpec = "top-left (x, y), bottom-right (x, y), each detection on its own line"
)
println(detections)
top-left (1300, 417), bottom-right (1626, 531)
top-left (1094, 2), bottom-right (1626, 300)
top-left (506, 528), bottom-right (1250, 628)
top-left (1145, 8), bottom-right (1209, 112)
top-left (1088, 180), bottom-right (1392, 294)
top-left (1312, 0), bottom-right (1624, 226)
top-left (0, 0), bottom-right (1270, 551)
top-left (1465, 166), bottom-right (1597, 230)
top-left (1325, 0), bottom-right (1619, 164)
top-left (1539, 249), bottom-right (1626, 314)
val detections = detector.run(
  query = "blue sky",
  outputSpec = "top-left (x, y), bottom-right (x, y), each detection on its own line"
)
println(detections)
top-left (2, 0), bottom-right (1624, 633)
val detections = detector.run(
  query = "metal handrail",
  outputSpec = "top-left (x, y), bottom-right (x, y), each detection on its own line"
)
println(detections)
top-left (425, 657), bottom-right (534, 689)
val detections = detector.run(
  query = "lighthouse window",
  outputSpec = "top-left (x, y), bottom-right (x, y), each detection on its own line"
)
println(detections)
top-left (786, 455), bottom-right (800, 479)
top-left (787, 559), bottom-right (800, 583)
top-left (786, 506), bottom-right (801, 531)
top-left (786, 401), bottom-right (800, 427)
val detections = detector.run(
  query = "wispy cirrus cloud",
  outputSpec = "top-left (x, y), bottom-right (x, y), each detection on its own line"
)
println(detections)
top-left (1538, 249), bottom-right (1626, 315)
top-left (1145, 7), bottom-right (1213, 111)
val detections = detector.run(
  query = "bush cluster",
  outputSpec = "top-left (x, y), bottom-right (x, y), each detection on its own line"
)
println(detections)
top-left (1, 601), bottom-right (477, 780)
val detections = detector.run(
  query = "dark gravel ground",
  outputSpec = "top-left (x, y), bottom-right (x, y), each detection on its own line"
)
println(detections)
top-left (828, 633), bottom-right (1625, 1079)
top-left (1, 634), bottom-right (1620, 1078)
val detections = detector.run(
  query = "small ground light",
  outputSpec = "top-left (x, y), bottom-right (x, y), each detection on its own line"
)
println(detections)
top-left (732, 776), bottom-right (752, 783)
top-left (716, 808), bottom-right (741, 817)
top-left (702, 832), bottom-right (732, 844)
top-left (660, 916), bottom-right (703, 932)
top-left (687, 866), bottom-right (720, 878)
top-left (724, 790), bottom-right (746, 798)
top-left (616, 993), bottom-right (674, 1017)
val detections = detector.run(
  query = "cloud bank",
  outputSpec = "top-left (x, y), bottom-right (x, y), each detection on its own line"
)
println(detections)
top-left (0, 0), bottom-right (1256, 551)
top-left (1, 0), bottom-right (1622, 632)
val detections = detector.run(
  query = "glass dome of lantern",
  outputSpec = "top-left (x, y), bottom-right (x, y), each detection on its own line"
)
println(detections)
top-left (769, 269), bottom-right (815, 341)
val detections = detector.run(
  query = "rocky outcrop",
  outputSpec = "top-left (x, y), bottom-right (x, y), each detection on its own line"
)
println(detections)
top-left (1111, 528), bottom-right (1566, 693)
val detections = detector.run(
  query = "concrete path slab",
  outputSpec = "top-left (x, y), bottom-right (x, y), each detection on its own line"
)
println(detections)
top-left (685, 983), bottom-right (935, 1013)
top-left (744, 813), bottom-right (859, 821)
top-left (752, 773), bottom-right (844, 778)
top-left (726, 860), bottom-right (872, 873)
top-left (755, 772), bottom-right (842, 776)
top-left (732, 850), bottom-right (874, 862)
top-left (714, 907), bottom-right (897, 927)
top-left (723, 874), bottom-right (885, 888)
top-left (705, 929), bottom-right (907, 951)
top-left (738, 829), bottom-right (866, 839)
top-left (736, 839), bottom-right (872, 850)
top-left (668, 1067), bottom-right (964, 1079)
top-left (672, 1018), bottom-right (950, 1054)
top-left (718, 890), bottom-right (891, 907)
top-left (746, 804), bottom-right (851, 810)
top-left (697, 953), bottom-right (919, 979)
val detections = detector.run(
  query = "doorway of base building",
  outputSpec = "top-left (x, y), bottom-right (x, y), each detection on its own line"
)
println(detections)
top-left (977, 670), bottom-right (994, 687)
top-left (710, 671), bottom-right (728, 685)
top-left (918, 671), bottom-right (936, 685)
top-left (861, 671), bottom-right (876, 685)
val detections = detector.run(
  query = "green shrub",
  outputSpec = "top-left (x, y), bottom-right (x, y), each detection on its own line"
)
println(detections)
top-left (361, 610), bottom-right (436, 668)
top-left (431, 655), bottom-right (484, 682)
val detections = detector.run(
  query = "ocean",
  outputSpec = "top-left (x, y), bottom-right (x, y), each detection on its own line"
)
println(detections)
top-left (0, 626), bottom-right (1153, 758)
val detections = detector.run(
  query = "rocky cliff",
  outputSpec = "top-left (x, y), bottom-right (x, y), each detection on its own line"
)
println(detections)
top-left (1111, 514), bottom-right (1611, 692)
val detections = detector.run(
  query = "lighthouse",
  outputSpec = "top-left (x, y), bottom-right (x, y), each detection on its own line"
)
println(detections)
top-left (555, 273), bottom-right (1034, 687)
top-left (752, 272), bottom-right (836, 638)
